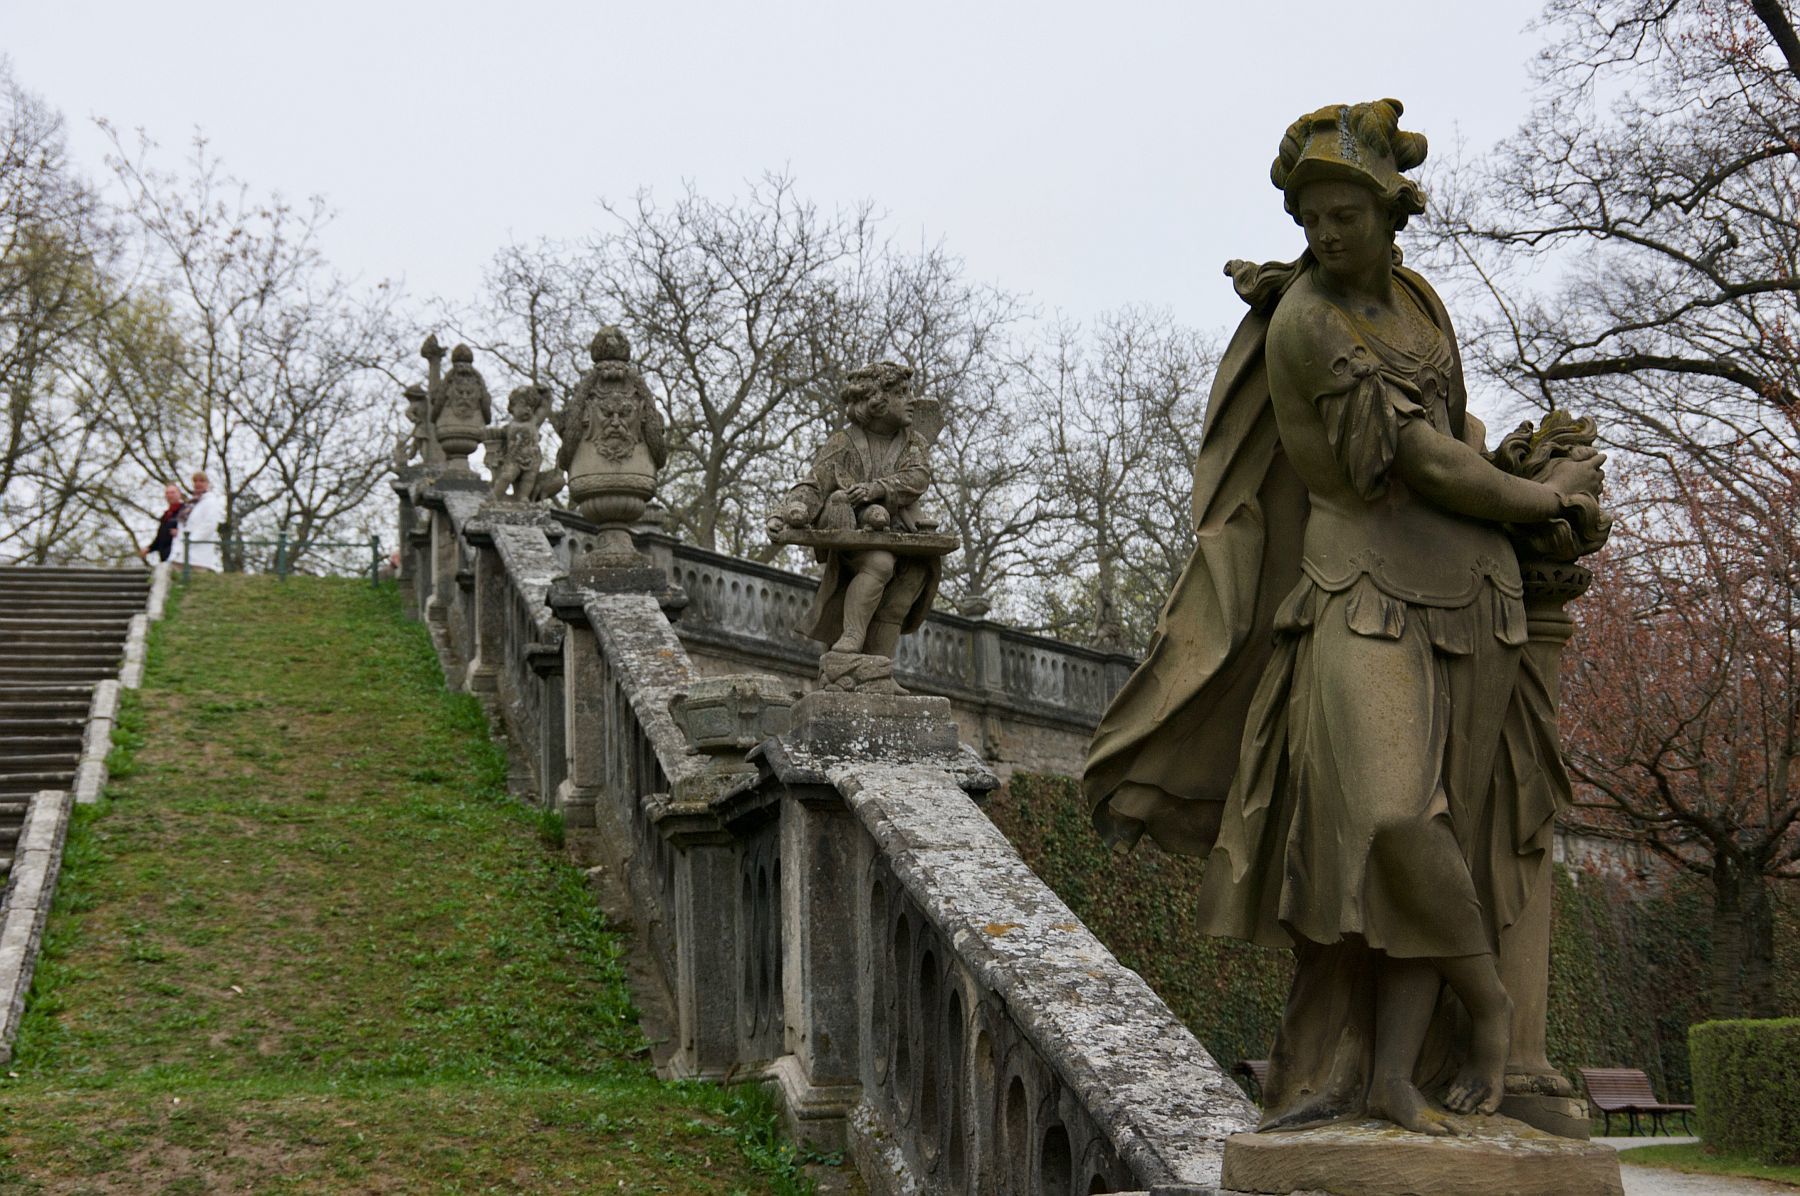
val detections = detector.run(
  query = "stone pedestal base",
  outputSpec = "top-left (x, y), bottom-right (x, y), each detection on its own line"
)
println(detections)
top-left (818, 650), bottom-right (904, 694)
top-left (569, 551), bottom-right (666, 593)
top-left (554, 779), bottom-right (598, 829)
top-left (1500, 1091), bottom-right (1590, 1140)
top-left (784, 691), bottom-right (960, 760)
top-left (1220, 1117), bottom-right (1622, 1196)
top-left (769, 1052), bottom-right (857, 1153)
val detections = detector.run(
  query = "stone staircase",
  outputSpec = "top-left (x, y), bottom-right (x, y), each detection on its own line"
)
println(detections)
top-left (0, 566), bottom-right (149, 881)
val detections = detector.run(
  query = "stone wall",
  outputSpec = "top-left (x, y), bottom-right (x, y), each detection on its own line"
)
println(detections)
top-left (394, 472), bottom-right (1257, 1195)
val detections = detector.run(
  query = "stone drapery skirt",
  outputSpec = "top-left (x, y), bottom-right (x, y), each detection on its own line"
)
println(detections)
top-left (1194, 571), bottom-right (1537, 961)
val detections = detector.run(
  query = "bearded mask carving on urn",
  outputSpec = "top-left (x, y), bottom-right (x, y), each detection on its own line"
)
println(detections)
top-left (431, 344), bottom-right (494, 473)
top-left (556, 325), bottom-right (669, 562)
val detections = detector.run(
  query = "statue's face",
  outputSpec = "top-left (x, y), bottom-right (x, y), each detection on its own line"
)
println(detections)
top-left (1296, 180), bottom-right (1389, 280)
top-left (509, 393), bottom-right (535, 421)
top-left (863, 387), bottom-right (912, 433)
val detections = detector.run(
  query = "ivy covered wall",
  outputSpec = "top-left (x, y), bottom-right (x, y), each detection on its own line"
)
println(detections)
top-left (987, 773), bottom-right (1799, 1102)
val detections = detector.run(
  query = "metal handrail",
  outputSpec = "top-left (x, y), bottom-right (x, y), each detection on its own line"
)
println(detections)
top-left (182, 531), bottom-right (383, 587)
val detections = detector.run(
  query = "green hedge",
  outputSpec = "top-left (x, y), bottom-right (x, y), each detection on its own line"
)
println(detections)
top-left (1547, 864), bottom-right (1709, 1100)
top-left (1690, 1019), bottom-right (1800, 1164)
top-left (987, 773), bottom-right (1797, 1103)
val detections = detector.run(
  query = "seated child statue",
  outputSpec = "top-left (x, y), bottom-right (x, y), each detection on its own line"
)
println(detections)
top-left (767, 361), bottom-right (941, 658)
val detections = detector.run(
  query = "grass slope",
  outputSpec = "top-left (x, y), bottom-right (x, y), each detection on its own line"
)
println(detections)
top-left (1616, 1143), bottom-right (1800, 1188)
top-left (0, 575), bottom-right (820, 1194)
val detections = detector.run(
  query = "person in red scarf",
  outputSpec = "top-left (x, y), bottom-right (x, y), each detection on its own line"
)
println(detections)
top-left (139, 482), bottom-right (187, 563)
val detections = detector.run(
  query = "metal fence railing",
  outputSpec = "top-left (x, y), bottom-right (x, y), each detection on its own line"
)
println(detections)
top-left (180, 531), bottom-right (383, 587)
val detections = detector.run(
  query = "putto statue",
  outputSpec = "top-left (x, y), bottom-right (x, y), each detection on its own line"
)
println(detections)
top-left (393, 382), bottom-right (443, 470)
top-left (558, 326), bottom-right (668, 567)
top-left (429, 341), bottom-right (493, 473)
top-left (1084, 99), bottom-right (1613, 1180)
top-left (482, 383), bottom-right (563, 503)
top-left (767, 361), bottom-right (957, 693)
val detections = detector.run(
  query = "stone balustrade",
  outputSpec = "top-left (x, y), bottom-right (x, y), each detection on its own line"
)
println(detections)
top-left (615, 518), bottom-right (1137, 779)
top-left (392, 471), bottom-right (1256, 1195)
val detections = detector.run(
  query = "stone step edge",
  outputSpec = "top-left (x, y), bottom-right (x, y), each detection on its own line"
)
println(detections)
top-left (0, 564), bottom-right (164, 1064)
top-left (0, 788), bottom-right (73, 1066)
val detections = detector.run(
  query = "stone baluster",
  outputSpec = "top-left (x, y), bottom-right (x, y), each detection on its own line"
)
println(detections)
top-left (658, 675), bottom-right (794, 1080)
top-left (757, 690), bottom-right (967, 1150)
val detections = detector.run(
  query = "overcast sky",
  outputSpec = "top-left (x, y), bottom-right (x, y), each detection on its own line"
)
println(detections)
top-left (8, 0), bottom-right (1548, 339)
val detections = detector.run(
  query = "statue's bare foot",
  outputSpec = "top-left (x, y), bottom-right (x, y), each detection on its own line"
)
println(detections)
top-left (1367, 1075), bottom-right (1460, 1136)
top-left (829, 635), bottom-right (865, 653)
top-left (1444, 1066), bottom-right (1504, 1116)
top-left (1444, 998), bottom-right (1510, 1115)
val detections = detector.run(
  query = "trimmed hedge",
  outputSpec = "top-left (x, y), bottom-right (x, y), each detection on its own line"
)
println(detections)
top-left (1690, 1019), bottom-right (1800, 1164)
top-left (987, 773), bottom-right (1798, 1102)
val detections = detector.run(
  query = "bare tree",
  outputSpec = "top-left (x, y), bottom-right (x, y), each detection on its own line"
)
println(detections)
top-left (1421, 0), bottom-right (1800, 503)
top-left (1416, 0), bottom-right (1800, 1016)
top-left (0, 62), bottom-right (133, 562)
top-left (95, 127), bottom-right (404, 569)
top-left (1025, 307), bottom-right (1216, 651)
top-left (1563, 462), bottom-right (1798, 1018)
top-left (462, 175), bottom-right (1029, 571)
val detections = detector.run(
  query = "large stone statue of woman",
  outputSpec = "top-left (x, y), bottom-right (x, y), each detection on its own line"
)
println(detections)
top-left (1084, 99), bottom-right (1610, 1144)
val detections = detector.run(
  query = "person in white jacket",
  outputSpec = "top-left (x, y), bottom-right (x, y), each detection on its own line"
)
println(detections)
top-left (181, 471), bottom-right (225, 571)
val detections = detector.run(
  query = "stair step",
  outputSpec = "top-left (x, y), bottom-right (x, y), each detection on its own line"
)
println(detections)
top-left (0, 773), bottom-right (73, 795)
top-left (3, 652), bottom-right (121, 666)
top-left (0, 670), bottom-right (116, 685)
top-left (0, 715), bottom-right (88, 732)
top-left (0, 752), bottom-right (81, 771)
top-left (0, 581), bottom-right (148, 594)
top-left (0, 688), bottom-right (96, 706)
top-left (0, 635), bottom-right (130, 652)
top-left (0, 734), bottom-right (86, 753)
top-left (0, 601), bottom-right (145, 612)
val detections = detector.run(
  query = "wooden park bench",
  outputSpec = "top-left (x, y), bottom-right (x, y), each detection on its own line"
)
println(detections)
top-left (1578, 1067), bottom-right (1695, 1136)
top-left (1233, 1058), bottom-right (1270, 1104)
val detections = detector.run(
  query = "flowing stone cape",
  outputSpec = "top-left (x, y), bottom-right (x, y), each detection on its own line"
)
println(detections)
top-left (1083, 259), bottom-right (1312, 856)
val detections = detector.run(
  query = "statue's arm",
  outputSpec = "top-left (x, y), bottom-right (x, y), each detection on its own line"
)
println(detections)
top-left (780, 434), bottom-right (849, 525)
top-left (871, 436), bottom-right (931, 507)
top-left (1393, 420), bottom-right (1565, 523)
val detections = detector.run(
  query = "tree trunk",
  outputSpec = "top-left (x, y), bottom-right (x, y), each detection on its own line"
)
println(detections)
top-left (1739, 868), bottom-right (1778, 1018)
top-left (1707, 856), bottom-right (1779, 1019)
top-left (1708, 858), bottom-right (1745, 1020)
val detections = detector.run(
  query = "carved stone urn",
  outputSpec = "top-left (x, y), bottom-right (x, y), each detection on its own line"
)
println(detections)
top-left (556, 326), bottom-right (668, 568)
top-left (430, 344), bottom-right (493, 474)
top-left (667, 675), bottom-right (795, 775)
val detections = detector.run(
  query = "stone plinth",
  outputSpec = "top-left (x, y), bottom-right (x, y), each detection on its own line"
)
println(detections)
top-left (781, 690), bottom-right (960, 761)
top-left (1220, 1118), bottom-right (1623, 1196)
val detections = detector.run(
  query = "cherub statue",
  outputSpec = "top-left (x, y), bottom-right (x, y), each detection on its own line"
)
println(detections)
top-left (393, 382), bottom-right (444, 469)
top-left (767, 361), bottom-right (946, 666)
top-left (483, 383), bottom-right (563, 502)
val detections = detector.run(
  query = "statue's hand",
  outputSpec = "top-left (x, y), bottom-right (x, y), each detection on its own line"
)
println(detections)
top-left (768, 502), bottom-right (809, 535)
top-left (1544, 451), bottom-right (1606, 499)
